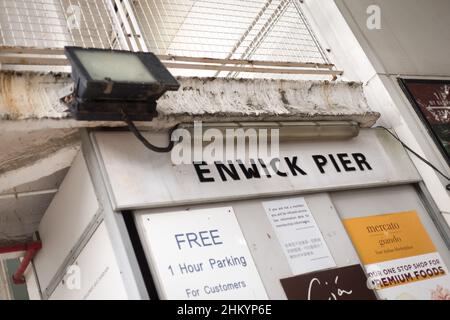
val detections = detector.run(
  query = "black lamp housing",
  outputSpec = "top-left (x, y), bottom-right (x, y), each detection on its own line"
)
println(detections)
top-left (64, 47), bottom-right (180, 121)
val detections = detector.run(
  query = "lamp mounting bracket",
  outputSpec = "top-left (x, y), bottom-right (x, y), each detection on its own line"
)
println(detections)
top-left (61, 93), bottom-right (158, 121)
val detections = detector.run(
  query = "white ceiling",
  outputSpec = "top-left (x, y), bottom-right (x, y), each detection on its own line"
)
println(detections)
top-left (0, 168), bottom-right (69, 246)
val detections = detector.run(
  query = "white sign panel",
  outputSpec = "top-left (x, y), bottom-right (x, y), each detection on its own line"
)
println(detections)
top-left (135, 207), bottom-right (268, 300)
top-left (262, 197), bottom-right (336, 275)
top-left (49, 222), bottom-right (128, 300)
top-left (92, 129), bottom-right (421, 210)
top-left (365, 252), bottom-right (450, 300)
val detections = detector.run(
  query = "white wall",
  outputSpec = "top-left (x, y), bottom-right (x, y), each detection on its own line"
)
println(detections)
top-left (301, 0), bottom-right (450, 224)
top-left (338, 0), bottom-right (450, 76)
top-left (32, 153), bottom-right (99, 295)
top-left (49, 222), bottom-right (128, 300)
top-left (26, 149), bottom-right (147, 300)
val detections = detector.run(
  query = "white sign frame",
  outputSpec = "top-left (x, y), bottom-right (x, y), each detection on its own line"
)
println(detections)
top-left (134, 206), bottom-right (268, 300)
top-left (92, 129), bottom-right (421, 211)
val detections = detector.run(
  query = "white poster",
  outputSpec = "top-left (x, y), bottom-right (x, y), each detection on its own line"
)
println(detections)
top-left (365, 252), bottom-right (450, 300)
top-left (136, 207), bottom-right (268, 300)
top-left (262, 197), bottom-right (336, 275)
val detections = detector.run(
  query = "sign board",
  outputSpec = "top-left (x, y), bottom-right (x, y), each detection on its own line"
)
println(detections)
top-left (135, 207), bottom-right (268, 300)
top-left (400, 79), bottom-right (450, 165)
top-left (262, 197), bottom-right (335, 275)
top-left (344, 211), bottom-right (450, 300)
top-left (280, 264), bottom-right (377, 300)
top-left (91, 129), bottom-right (420, 210)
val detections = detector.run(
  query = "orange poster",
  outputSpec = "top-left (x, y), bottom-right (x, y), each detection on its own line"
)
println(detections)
top-left (343, 211), bottom-right (450, 300)
top-left (343, 211), bottom-right (436, 265)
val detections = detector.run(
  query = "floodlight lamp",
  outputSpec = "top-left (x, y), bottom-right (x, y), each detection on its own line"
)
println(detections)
top-left (64, 47), bottom-right (180, 121)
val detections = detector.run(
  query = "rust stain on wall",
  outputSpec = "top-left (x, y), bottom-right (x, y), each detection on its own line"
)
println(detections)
top-left (0, 71), bottom-right (380, 126)
top-left (0, 72), bottom-right (21, 119)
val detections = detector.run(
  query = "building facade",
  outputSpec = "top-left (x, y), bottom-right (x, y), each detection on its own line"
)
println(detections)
top-left (0, 0), bottom-right (449, 300)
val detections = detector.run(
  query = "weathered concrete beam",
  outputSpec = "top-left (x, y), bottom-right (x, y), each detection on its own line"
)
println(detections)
top-left (0, 71), bottom-right (380, 130)
top-left (0, 129), bottom-right (79, 177)
top-left (0, 141), bottom-right (79, 194)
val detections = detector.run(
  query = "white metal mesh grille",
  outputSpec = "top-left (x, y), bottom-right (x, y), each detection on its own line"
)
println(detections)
top-left (0, 0), bottom-right (122, 49)
top-left (0, 0), bottom-right (329, 64)
top-left (0, 0), bottom-right (68, 48)
top-left (57, 0), bottom-right (123, 49)
top-left (131, 0), bottom-right (330, 64)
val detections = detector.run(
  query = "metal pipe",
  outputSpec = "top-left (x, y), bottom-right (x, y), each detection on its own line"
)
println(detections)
top-left (11, 242), bottom-right (42, 285)
top-left (178, 121), bottom-right (360, 141)
top-left (0, 244), bottom-right (29, 255)
top-left (0, 189), bottom-right (58, 201)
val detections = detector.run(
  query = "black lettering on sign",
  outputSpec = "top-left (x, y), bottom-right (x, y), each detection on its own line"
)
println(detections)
top-left (312, 155), bottom-right (328, 174)
top-left (193, 153), bottom-right (374, 183)
top-left (258, 159), bottom-right (272, 178)
top-left (193, 162), bottom-right (215, 182)
top-left (328, 154), bottom-right (342, 172)
top-left (337, 153), bottom-right (356, 172)
top-left (237, 161), bottom-right (261, 179)
top-left (215, 161), bottom-right (240, 181)
top-left (285, 156), bottom-right (307, 176)
top-left (352, 153), bottom-right (373, 171)
top-left (270, 158), bottom-right (288, 177)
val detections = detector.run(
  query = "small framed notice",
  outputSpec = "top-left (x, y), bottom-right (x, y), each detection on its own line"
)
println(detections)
top-left (262, 197), bottom-right (336, 275)
top-left (400, 79), bottom-right (450, 165)
top-left (135, 206), bottom-right (268, 300)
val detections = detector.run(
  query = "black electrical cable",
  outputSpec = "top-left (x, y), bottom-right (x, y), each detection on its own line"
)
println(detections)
top-left (122, 109), bottom-right (179, 153)
top-left (377, 126), bottom-right (450, 191)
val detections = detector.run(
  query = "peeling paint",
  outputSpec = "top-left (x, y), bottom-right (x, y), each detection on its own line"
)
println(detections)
top-left (0, 71), bottom-right (380, 128)
top-left (0, 71), bottom-right (72, 120)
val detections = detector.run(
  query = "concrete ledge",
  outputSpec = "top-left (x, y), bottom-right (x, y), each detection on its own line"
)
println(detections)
top-left (0, 71), bottom-right (380, 129)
